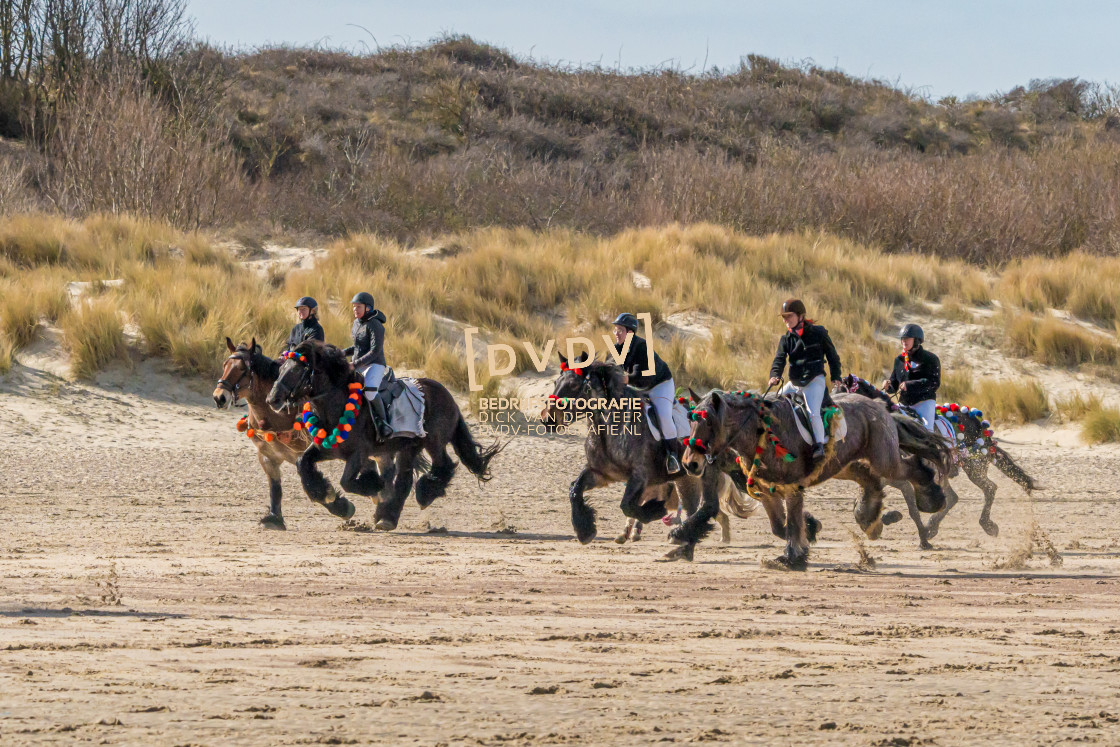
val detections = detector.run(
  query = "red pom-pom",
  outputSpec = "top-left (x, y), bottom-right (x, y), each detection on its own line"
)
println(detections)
top-left (950, 404), bottom-right (960, 412)
top-left (984, 429), bottom-right (993, 437)
top-left (755, 446), bottom-right (764, 455)
top-left (699, 410), bottom-right (708, 419)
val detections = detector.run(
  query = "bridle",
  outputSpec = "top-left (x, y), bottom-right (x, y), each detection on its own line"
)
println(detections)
top-left (689, 391), bottom-right (766, 465)
top-left (274, 351), bottom-right (316, 409)
top-left (216, 350), bottom-right (254, 401)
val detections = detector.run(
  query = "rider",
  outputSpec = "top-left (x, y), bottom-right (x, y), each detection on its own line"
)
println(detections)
top-left (611, 313), bottom-right (682, 475)
top-left (882, 323), bottom-right (940, 431)
top-left (345, 292), bottom-right (392, 439)
top-left (768, 299), bottom-right (843, 461)
top-left (281, 296), bottom-right (324, 355)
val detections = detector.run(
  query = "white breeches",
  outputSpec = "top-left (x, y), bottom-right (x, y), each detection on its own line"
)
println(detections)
top-left (648, 378), bottom-right (679, 440)
top-left (912, 399), bottom-right (936, 431)
top-left (359, 363), bottom-right (386, 402)
top-left (780, 374), bottom-right (826, 443)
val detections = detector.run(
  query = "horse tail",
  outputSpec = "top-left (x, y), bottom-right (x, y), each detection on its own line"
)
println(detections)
top-left (719, 473), bottom-right (759, 519)
top-left (891, 412), bottom-right (953, 477)
top-left (991, 445), bottom-right (1037, 495)
top-left (451, 414), bottom-right (504, 481)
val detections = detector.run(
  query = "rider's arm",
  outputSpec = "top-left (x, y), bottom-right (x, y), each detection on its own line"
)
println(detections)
top-left (352, 321), bottom-right (384, 369)
top-left (884, 360), bottom-right (899, 393)
top-left (822, 328), bottom-right (842, 382)
top-left (769, 335), bottom-right (788, 381)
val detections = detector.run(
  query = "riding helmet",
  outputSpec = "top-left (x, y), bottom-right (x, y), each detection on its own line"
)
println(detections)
top-left (781, 298), bottom-right (806, 316)
top-left (351, 291), bottom-right (375, 307)
top-left (899, 323), bottom-right (924, 342)
top-left (294, 296), bottom-right (318, 310)
top-left (612, 312), bottom-right (639, 332)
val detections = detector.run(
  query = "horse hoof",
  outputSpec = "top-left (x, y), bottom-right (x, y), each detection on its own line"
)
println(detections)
top-left (865, 519), bottom-right (884, 541)
top-left (881, 510), bottom-right (903, 526)
top-left (259, 513), bottom-right (286, 531)
top-left (575, 528), bottom-right (597, 545)
top-left (926, 524), bottom-right (940, 540)
top-left (771, 554), bottom-right (808, 571)
top-left (614, 534), bottom-right (628, 545)
top-left (375, 519), bottom-right (397, 532)
top-left (920, 539), bottom-right (934, 550)
top-left (805, 515), bottom-right (822, 544)
top-left (660, 545), bottom-right (694, 562)
top-left (982, 521), bottom-right (999, 537)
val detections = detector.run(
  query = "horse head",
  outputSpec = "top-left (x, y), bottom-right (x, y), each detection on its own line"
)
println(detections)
top-left (681, 390), bottom-right (764, 476)
top-left (214, 336), bottom-right (259, 409)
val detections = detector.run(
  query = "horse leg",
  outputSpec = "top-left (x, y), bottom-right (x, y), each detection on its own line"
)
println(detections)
top-left (848, 462), bottom-right (886, 540)
top-left (335, 448), bottom-right (384, 520)
top-left (898, 456), bottom-right (946, 513)
top-left (258, 453), bottom-right (286, 530)
top-left (372, 445), bottom-right (421, 531)
top-left (616, 519), bottom-right (635, 544)
top-left (925, 475), bottom-right (959, 541)
top-left (776, 487), bottom-right (809, 571)
top-left (570, 468), bottom-right (605, 544)
top-left (964, 458), bottom-right (1000, 537)
top-left (296, 446), bottom-right (351, 518)
top-left (376, 453), bottom-right (396, 506)
top-left (620, 476), bottom-right (666, 524)
top-left (895, 479), bottom-right (933, 550)
top-left (717, 510), bottom-right (731, 544)
top-left (415, 443), bottom-right (457, 509)
top-left (669, 467), bottom-right (720, 550)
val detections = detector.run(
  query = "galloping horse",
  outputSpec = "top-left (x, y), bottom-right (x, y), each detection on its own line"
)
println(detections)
top-left (547, 358), bottom-right (756, 558)
top-left (836, 374), bottom-right (1038, 548)
top-left (213, 338), bottom-right (395, 528)
top-left (267, 341), bottom-right (502, 530)
top-left (676, 390), bottom-right (952, 569)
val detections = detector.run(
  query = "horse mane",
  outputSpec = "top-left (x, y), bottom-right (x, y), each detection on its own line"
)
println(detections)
top-left (294, 340), bottom-right (357, 387)
top-left (237, 342), bottom-right (280, 380)
top-left (581, 360), bottom-right (630, 397)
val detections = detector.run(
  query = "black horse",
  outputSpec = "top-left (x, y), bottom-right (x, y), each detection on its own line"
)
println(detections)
top-left (836, 374), bottom-right (1038, 548)
top-left (266, 341), bottom-right (502, 529)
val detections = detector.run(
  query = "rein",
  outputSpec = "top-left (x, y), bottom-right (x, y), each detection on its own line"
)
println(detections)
top-left (216, 351), bottom-right (254, 397)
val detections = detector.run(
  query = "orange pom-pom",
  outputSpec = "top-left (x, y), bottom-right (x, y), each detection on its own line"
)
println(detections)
top-left (264, 432), bottom-right (275, 442)
top-left (348, 382), bottom-right (363, 391)
top-left (292, 421), bottom-right (302, 430)
top-left (316, 429), bottom-right (326, 438)
top-left (236, 420), bottom-right (248, 433)
top-left (246, 428), bottom-right (255, 438)
top-left (343, 424), bottom-right (351, 432)
top-left (302, 402), bottom-right (311, 412)
top-left (345, 403), bottom-right (356, 411)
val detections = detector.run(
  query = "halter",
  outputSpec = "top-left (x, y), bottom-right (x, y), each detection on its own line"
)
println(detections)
top-left (216, 350), bottom-right (254, 398)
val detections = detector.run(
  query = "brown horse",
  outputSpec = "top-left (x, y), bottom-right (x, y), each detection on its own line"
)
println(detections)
top-left (214, 338), bottom-right (394, 528)
top-left (266, 341), bottom-right (502, 530)
top-left (677, 390), bottom-right (952, 569)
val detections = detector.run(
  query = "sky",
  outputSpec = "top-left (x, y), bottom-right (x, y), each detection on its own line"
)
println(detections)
top-left (187, 1), bottom-right (1120, 99)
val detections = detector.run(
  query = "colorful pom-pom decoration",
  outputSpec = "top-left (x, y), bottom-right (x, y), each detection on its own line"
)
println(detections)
top-left (246, 428), bottom-right (255, 438)
top-left (264, 433), bottom-right (275, 442)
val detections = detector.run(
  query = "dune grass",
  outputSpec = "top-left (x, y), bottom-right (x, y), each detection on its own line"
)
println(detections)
top-left (1002, 312), bottom-right (1119, 367)
top-left (972, 378), bottom-right (1050, 424)
top-left (0, 336), bottom-right (14, 374)
top-left (1055, 391), bottom-right (1104, 423)
top-left (61, 299), bottom-right (128, 379)
top-left (939, 369), bottom-right (976, 405)
top-left (1081, 402), bottom-right (1120, 443)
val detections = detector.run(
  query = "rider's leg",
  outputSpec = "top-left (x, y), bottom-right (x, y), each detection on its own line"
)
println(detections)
top-left (912, 399), bottom-right (936, 431)
top-left (360, 363), bottom-right (392, 438)
top-left (649, 378), bottom-right (681, 474)
top-left (803, 375), bottom-right (827, 458)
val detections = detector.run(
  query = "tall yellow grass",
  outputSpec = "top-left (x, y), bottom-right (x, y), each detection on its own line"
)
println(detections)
top-left (1081, 402), bottom-right (1120, 443)
top-left (1002, 312), bottom-right (1118, 367)
top-left (62, 299), bottom-right (128, 378)
top-left (972, 378), bottom-right (1050, 424)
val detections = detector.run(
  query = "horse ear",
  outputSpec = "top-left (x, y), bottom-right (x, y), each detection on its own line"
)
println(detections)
top-left (250, 337), bottom-right (257, 352)
top-left (226, 337), bottom-right (236, 353)
top-left (710, 390), bottom-right (723, 410)
top-left (558, 351), bottom-right (567, 364)
top-left (688, 387), bottom-right (700, 402)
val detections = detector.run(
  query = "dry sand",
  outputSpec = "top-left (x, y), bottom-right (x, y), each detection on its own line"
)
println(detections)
top-left (3, 355), bottom-right (1120, 746)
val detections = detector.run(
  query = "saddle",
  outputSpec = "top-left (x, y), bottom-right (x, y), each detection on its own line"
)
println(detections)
top-left (783, 389), bottom-right (846, 445)
top-left (643, 397), bottom-right (690, 441)
top-left (363, 369), bottom-right (428, 439)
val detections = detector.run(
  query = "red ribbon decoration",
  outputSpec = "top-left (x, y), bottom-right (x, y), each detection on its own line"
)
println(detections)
top-left (560, 361), bottom-right (583, 376)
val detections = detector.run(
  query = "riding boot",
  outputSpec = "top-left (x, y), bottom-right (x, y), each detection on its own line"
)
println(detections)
top-left (811, 440), bottom-right (826, 461)
top-left (664, 438), bottom-right (683, 475)
top-left (370, 395), bottom-right (393, 440)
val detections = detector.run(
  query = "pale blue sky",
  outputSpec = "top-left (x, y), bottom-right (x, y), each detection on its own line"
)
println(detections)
top-left (188, 1), bottom-right (1119, 99)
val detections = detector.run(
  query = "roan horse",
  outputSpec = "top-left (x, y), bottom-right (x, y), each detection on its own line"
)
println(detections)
top-left (213, 338), bottom-right (385, 528)
top-left (836, 374), bottom-right (1038, 548)
top-left (676, 389), bottom-right (953, 569)
top-left (547, 358), bottom-right (756, 559)
top-left (266, 341), bottom-right (502, 530)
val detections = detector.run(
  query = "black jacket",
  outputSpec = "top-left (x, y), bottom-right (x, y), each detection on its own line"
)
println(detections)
top-left (282, 317), bottom-right (324, 353)
top-left (769, 323), bottom-right (842, 386)
top-left (886, 346), bottom-right (940, 406)
top-left (349, 309), bottom-right (387, 369)
top-left (614, 335), bottom-right (672, 389)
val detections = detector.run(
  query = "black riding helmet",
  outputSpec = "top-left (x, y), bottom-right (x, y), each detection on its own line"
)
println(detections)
top-left (899, 323), bottom-right (924, 343)
top-left (612, 312), bottom-right (639, 332)
top-left (781, 298), bottom-right (806, 316)
top-left (351, 291), bottom-right (375, 308)
top-left (294, 296), bottom-right (318, 311)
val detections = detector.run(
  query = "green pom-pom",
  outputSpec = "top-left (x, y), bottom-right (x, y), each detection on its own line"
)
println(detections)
top-left (783, 453), bottom-right (796, 462)
top-left (753, 458), bottom-right (761, 466)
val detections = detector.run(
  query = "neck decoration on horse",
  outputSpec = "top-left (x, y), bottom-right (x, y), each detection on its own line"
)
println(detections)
top-left (296, 382), bottom-right (363, 449)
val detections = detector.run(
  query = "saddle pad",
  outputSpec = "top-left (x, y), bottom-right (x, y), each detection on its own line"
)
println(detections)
top-left (934, 415), bottom-right (956, 445)
top-left (387, 377), bottom-right (426, 438)
top-left (791, 404), bottom-right (847, 445)
top-left (645, 400), bottom-right (689, 441)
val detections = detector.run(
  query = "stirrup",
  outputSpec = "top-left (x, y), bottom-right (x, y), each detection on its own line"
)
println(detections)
top-left (665, 453), bottom-right (683, 475)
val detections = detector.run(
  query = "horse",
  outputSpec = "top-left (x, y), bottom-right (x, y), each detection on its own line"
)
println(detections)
top-left (836, 374), bottom-right (1038, 548)
top-left (546, 357), bottom-right (755, 559)
top-left (266, 340), bottom-right (502, 530)
top-left (213, 337), bottom-right (381, 528)
top-left (676, 389), bottom-right (953, 570)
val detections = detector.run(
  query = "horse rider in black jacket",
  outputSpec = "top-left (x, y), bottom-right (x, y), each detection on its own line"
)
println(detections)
top-left (281, 296), bottom-right (325, 356)
top-left (768, 298), bottom-right (843, 461)
top-left (882, 323), bottom-right (940, 431)
top-left (344, 291), bottom-right (392, 439)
